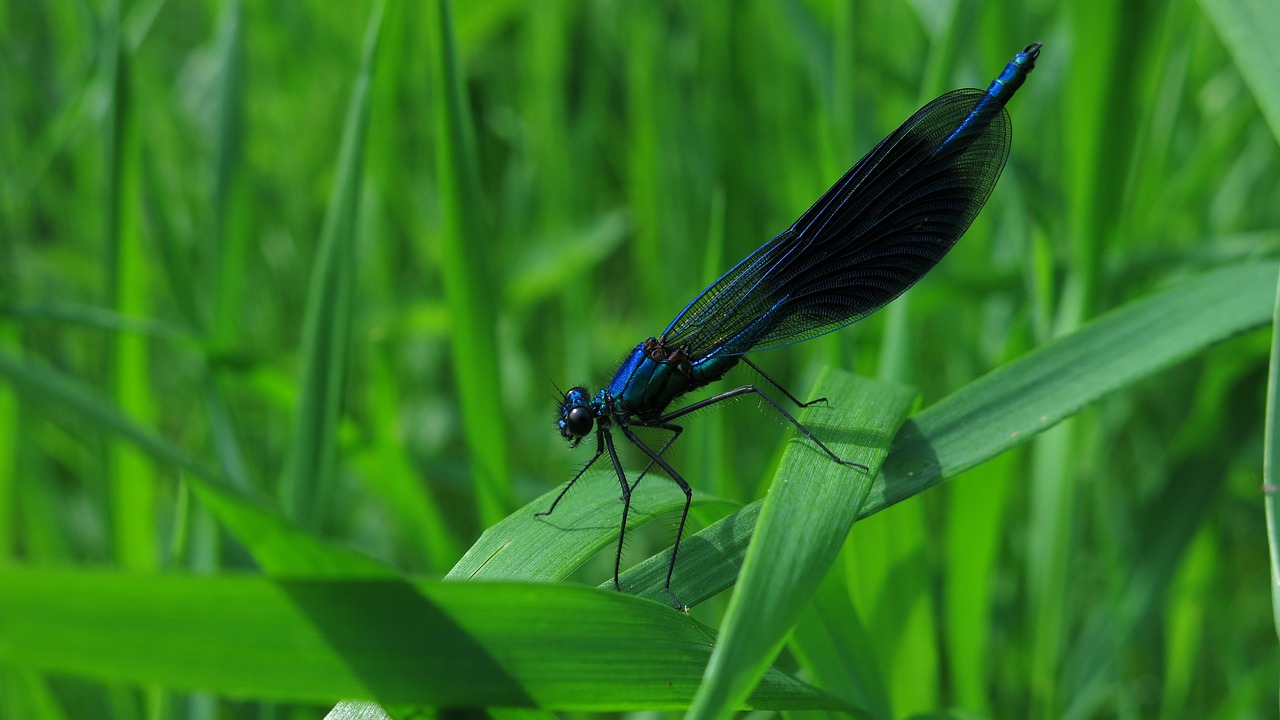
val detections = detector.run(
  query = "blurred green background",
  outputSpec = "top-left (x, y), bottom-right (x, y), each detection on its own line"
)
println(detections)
top-left (3, 0), bottom-right (1280, 718)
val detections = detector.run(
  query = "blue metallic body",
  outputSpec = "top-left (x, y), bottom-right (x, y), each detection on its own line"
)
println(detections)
top-left (606, 342), bottom-right (740, 419)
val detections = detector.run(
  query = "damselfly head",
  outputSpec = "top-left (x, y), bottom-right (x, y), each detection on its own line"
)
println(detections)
top-left (558, 386), bottom-right (594, 444)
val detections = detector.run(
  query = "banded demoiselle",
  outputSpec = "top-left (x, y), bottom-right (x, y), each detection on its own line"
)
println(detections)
top-left (544, 44), bottom-right (1042, 609)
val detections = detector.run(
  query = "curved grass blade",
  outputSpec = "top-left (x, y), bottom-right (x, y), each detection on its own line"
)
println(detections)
top-left (448, 470), bottom-right (733, 583)
top-left (0, 353), bottom-right (393, 577)
top-left (875, 259), bottom-right (1278, 507)
top-left (0, 568), bottom-right (847, 712)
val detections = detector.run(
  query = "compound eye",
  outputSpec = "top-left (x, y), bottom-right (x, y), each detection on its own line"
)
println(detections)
top-left (565, 406), bottom-right (593, 438)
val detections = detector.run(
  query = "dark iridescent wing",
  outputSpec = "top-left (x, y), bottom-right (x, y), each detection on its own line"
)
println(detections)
top-left (661, 87), bottom-right (1012, 359)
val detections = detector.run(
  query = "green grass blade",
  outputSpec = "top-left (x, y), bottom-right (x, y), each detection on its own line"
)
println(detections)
top-left (186, 478), bottom-right (394, 579)
top-left (872, 260), bottom-right (1279, 513)
top-left (1158, 530), bottom-right (1216, 720)
top-left (1200, 0), bottom-right (1280, 142)
top-left (505, 211), bottom-right (630, 308)
top-left (0, 568), bottom-right (844, 712)
top-left (428, 0), bottom-right (511, 528)
top-left (448, 470), bottom-right (730, 583)
top-left (279, 1), bottom-right (385, 526)
top-left (0, 331), bottom-right (15, 563)
top-left (1263, 264), bottom-right (1280, 637)
top-left (685, 371), bottom-right (916, 720)
top-left (326, 701), bottom-right (396, 720)
top-left (207, 0), bottom-right (245, 320)
top-left (103, 0), bottom-right (159, 573)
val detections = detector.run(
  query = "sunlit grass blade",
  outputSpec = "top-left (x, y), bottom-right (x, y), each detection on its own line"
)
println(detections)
top-left (278, 1), bottom-right (385, 526)
top-left (684, 371), bottom-right (914, 720)
top-left (875, 260), bottom-right (1277, 510)
top-left (0, 352), bottom-right (217, 479)
top-left (326, 701), bottom-right (393, 720)
top-left (449, 470), bottom-right (732, 584)
top-left (0, 568), bottom-right (847, 712)
top-left (623, 3), bottom-right (665, 312)
top-left (1263, 264), bottom-right (1280, 636)
top-left (614, 497), bottom-right (762, 607)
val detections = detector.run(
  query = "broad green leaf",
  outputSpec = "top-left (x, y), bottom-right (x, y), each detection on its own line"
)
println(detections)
top-left (1263, 264), bottom-right (1280, 635)
top-left (449, 472), bottom-right (732, 584)
top-left (875, 260), bottom-right (1278, 507)
top-left (188, 480), bottom-right (393, 578)
top-left (103, 0), bottom-right (159, 572)
top-left (0, 352), bottom-right (218, 480)
top-left (0, 568), bottom-right (846, 712)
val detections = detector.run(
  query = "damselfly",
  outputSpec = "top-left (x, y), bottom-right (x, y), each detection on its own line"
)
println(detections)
top-left (544, 43), bottom-right (1042, 609)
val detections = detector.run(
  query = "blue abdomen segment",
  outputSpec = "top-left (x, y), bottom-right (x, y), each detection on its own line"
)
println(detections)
top-left (985, 42), bottom-right (1041, 104)
top-left (608, 341), bottom-right (740, 420)
top-left (939, 42), bottom-right (1040, 154)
